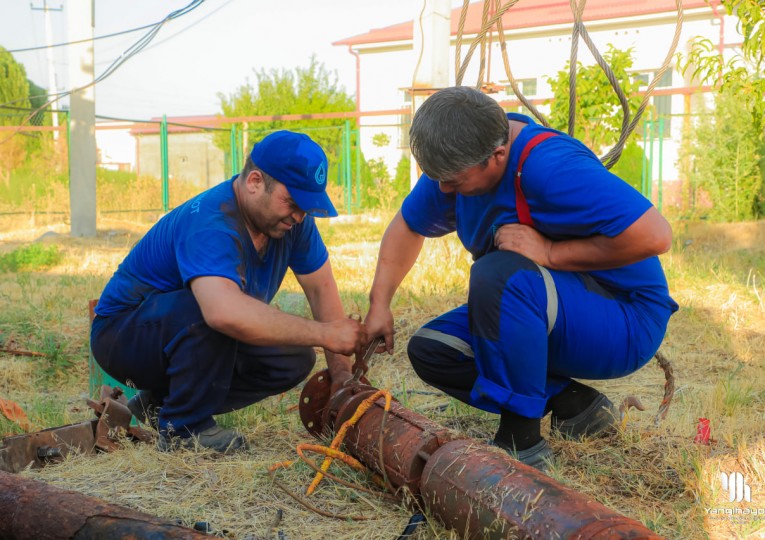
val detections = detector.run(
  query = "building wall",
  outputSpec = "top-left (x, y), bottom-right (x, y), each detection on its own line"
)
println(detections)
top-left (351, 7), bottom-right (740, 202)
top-left (136, 131), bottom-right (226, 188)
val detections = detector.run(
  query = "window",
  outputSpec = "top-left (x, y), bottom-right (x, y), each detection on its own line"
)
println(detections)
top-left (653, 70), bottom-right (672, 133)
top-left (505, 78), bottom-right (537, 97)
top-left (633, 70), bottom-right (672, 134)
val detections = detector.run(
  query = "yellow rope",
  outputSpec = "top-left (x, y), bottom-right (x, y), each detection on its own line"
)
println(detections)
top-left (267, 388), bottom-right (396, 520)
top-left (306, 389), bottom-right (392, 495)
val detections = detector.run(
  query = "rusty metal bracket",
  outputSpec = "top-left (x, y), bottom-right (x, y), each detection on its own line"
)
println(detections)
top-left (0, 385), bottom-right (153, 473)
top-left (0, 421), bottom-right (97, 473)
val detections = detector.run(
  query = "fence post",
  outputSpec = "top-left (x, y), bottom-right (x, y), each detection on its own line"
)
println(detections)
top-left (641, 119), bottom-right (649, 198)
top-left (238, 127), bottom-right (244, 171)
top-left (160, 115), bottom-right (169, 213)
top-left (343, 120), bottom-right (352, 215)
top-left (355, 127), bottom-right (361, 208)
top-left (229, 124), bottom-right (238, 178)
top-left (658, 117), bottom-right (664, 212)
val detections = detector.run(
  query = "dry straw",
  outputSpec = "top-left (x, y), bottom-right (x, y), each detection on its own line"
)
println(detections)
top-left (2, 215), bottom-right (764, 539)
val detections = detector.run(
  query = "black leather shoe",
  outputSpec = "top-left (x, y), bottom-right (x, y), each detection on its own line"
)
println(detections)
top-left (158, 424), bottom-right (247, 453)
top-left (127, 390), bottom-right (161, 431)
top-left (551, 393), bottom-right (617, 440)
top-left (492, 438), bottom-right (553, 471)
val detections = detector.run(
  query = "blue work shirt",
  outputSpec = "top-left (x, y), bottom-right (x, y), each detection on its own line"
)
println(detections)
top-left (96, 177), bottom-right (328, 316)
top-left (401, 112), bottom-right (678, 316)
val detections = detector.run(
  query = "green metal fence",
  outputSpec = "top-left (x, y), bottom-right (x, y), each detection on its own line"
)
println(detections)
top-left (0, 108), bottom-right (726, 229)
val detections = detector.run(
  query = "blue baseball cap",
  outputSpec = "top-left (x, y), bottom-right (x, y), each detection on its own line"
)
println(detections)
top-left (249, 131), bottom-right (338, 218)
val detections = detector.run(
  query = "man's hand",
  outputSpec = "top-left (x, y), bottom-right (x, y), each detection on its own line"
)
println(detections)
top-left (321, 318), bottom-right (367, 357)
top-left (328, 361), bottom-right (353, 395)
top-left (364, 303), bottom-right (395, 354)
top-left (494, 223), bottom-right (553, 266)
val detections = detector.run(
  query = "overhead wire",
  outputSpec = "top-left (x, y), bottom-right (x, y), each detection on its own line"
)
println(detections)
top-left (0, 0), bottom-right (208, 145)
top-left (6, 0), bottom-right (230, 56)
top-left (6, 22), bottom-right (161, 54)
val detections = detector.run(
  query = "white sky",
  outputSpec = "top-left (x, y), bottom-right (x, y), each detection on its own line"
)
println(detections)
top-left (1, 0), bottom-right (442, 120)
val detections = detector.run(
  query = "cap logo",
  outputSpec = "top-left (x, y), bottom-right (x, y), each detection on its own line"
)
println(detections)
top-left (315, 162), bottom-right (326, 185)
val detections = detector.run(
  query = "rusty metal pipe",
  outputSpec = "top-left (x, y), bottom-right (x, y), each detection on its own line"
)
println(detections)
top-left (421, 439), bottom-right (662, 540)
top-left (299, 370), bottom-right (664, 540)
top-left (0, 470), bottom-right (209, 540)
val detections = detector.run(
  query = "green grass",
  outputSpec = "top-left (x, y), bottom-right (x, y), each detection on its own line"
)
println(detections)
top-left (0, 244), bottom-right (62, 273)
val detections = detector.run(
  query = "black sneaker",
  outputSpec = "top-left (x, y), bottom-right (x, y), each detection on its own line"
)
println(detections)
top-left (158, 424), bottom-right (247, 454)
top-left (127, 390), bottom-right (161, 431)
top-left (551, 393), bottom-right (617, 440)
top-left (492, 438), bottom-right (553, 471)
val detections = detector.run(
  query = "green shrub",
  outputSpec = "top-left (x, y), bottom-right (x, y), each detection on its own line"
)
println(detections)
top-left (609, 139), bottom-right (644, 193)
top-left (0, 244), bottom-right (62, 272)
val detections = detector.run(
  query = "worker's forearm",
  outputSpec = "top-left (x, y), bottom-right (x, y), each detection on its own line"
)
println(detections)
top-left (369, 211), bottom-right (425, 308)
top-left (547, 207), bottom-right (672, 271)
top-left (214, 294), bottom-right (327, 347)
top-left (303, 278), bottom-right (353, 375)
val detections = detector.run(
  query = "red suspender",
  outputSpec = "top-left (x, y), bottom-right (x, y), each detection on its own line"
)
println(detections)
top-left (514, 132), bottom-right (559, 227)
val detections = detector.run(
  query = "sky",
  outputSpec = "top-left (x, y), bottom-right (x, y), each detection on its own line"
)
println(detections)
top-left (1, 0), bottom-right (442, 120)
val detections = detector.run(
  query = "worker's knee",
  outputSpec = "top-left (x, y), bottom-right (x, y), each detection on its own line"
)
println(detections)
top-left (291, 346), bottom-right (317, 383)
top-left (469, 250), bottom-right (542, 307)
top-left (470, 251), bottom-right (538, 290)
top-left (408, 334), bottom-right (435, 381)
top-left (408, 331), bottom-right (476, 390)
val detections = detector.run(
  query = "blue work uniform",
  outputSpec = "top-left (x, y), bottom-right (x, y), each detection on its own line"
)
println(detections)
top-left (404, 113), bottom-right (678, 418)
top-left (90, 177), bottom-right (327, 436)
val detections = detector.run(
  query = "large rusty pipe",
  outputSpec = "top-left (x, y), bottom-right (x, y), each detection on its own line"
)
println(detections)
top-left (421, 439), bottom-right (662, 540)
top-left (0, 470), bottom-right (209, 540)
top-left (299, 370), bottom-right (664, 540)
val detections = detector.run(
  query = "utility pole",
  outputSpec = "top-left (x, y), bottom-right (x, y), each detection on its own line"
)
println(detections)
top-left (410, 0), bottom-right (451, 188)
top-left (67, 0), bottom-right (97, 237)
top-left (30, 0), bottom-right (63, 139)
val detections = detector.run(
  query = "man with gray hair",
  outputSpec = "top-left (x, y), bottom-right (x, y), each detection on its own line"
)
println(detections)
top-left (365, 86), bottom-right (677, 470)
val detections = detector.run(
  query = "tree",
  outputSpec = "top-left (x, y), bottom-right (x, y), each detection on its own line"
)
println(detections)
top-left (681, 88), bottom-right (761, 221)
top-left (546, 45), bottom-right (644, 153)
top-left (0, 46), bottom-right (31, 184)
top-left (217, 55), bottom-right (355, 181)
top-left (679, 0), bottom-right (765, 218)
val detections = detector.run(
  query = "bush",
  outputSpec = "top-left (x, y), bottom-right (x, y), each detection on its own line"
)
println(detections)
top-left (610, 139), bottom-right (644, 193)
top-left (0, 244), bottom-right (62, 272)
top-left (681, 89), bottom-right (762, 221)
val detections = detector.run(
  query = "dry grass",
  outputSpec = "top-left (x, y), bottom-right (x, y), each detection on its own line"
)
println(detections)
top-left (1, 215), bottom-right (764, 539)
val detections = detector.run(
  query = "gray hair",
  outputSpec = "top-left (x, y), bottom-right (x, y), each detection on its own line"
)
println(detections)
top-left (409, 86), bottom-right (509, 181)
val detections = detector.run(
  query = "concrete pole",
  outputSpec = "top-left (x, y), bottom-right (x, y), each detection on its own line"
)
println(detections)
top-left (409, 0), bottom-right (451, 188)
top-left (67, 0), bottom-right (97, 237)
top-left (44, 5), bottom-right (59, 139)
top-left (31, 1), bottom-right (63, 139)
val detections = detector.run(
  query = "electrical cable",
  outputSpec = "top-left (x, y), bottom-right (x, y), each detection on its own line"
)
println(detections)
top-left (7, 22), bottom-right (160, 54)
top-left (8, 0), bottom-right (231, 55)
top-left (0, 0), bottom-right (207, 144)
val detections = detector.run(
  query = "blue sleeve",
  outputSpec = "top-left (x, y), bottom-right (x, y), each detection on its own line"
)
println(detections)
top-left (520, 136), bottom-right (652, 238)
top-left (401, 174), bottom-right (457, 237)
top-left (288, 216), bottom-right (328, 275)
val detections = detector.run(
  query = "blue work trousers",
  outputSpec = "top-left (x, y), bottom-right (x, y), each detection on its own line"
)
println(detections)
top-left (407, 251), bottom-right (672, 418)
top-left (90, 288), bottom-right (315, 436)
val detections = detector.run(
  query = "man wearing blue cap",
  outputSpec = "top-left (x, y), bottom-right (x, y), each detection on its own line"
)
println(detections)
top-left (91, 130), bottom-right (366, 453)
